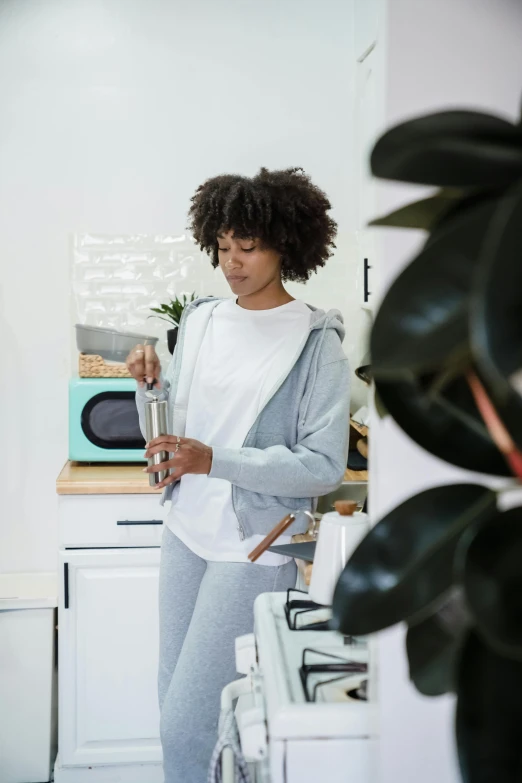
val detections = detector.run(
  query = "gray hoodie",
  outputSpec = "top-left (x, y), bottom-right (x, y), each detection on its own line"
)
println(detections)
top-left (136, 297), bottom-right (350, 539)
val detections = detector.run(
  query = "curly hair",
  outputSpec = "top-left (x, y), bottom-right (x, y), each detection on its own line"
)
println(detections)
top-left (188, 167), bottom-right (337, 283)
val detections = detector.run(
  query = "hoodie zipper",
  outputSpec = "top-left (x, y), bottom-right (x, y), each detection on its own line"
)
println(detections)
top-left (232, 323), bottom-right (325, 541)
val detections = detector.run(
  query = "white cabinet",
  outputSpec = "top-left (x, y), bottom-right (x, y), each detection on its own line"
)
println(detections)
top-left (59, 494), bottom-right (165, 548)
top-left (355, 48), bottom-right (379, 312)
top-left (55, 485), bottom-right (165, 782)
top-left (57, 548), bottom-right (162, 769)
top-left (353, 0), bottom-right (386, 313)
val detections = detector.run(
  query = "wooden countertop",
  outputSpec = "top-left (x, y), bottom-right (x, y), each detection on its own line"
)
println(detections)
top-left (57, 461), bottom-right (161, 495)
top-left (350, 419), bottom-right (369, 438)
top-left (57, 461), bottom-right (368, 495)
top-left (344, 468), bottom-right (368, 483)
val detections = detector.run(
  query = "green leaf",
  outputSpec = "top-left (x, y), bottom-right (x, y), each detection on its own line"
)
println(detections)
top-left (148, 293), bottom-right (198, 327)
top-left (369, 189), bottom-right (464, 231)
top-left (331, 484), bottom-right (497, 637)
top-left (147, 315), bottom-right (176, 326)
top-left (456, 632), bottom-right (522, 782)
top-left (458, 507), bottom-right (522, 661)
top-left (355, 364), bottom-right (372, 384)
top-left (371, 109), bottom-right (522, 187)
top-left (471, 182), bottom-right (522, 452)
top-left (375, 372), bottom-right (511, 476)
top-left (371, 196), bottom-right (498, 378)
top-left (374, 389), bottom-right (388, 419)
top-left (406, 590), bottom-right (469, 696)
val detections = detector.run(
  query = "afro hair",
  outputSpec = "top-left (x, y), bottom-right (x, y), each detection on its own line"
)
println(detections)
top-left (188, 167), bottom-right (337, 283)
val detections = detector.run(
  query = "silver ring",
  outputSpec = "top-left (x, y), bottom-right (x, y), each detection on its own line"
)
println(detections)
top-left (135, 349), bottom-right (145, 354)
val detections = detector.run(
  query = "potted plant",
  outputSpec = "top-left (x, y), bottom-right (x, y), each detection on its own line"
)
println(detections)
top-left (332, 101), bottom-right (522, 781)
top-left (149, 293), bottom-right (197, 354)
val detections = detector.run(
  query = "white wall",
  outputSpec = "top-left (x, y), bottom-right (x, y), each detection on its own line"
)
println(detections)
top-left (0, 0), bottom-right (361, 574)
top-left (373, 1), bottom-right (522, 781)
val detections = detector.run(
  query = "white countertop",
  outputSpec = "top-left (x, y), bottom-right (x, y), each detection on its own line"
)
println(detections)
top-left (0, 572), bottom-right (58, 610)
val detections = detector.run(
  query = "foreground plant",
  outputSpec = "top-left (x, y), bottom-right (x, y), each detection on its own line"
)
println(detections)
top-left (333, 102), bottom-right (522, 782)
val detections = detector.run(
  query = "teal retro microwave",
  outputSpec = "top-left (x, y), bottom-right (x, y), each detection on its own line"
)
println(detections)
top-left (69, 378), bottom-right (146, 462)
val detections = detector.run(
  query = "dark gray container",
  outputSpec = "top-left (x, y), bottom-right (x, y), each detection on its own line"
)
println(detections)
top-left (75, 324), bottom-right (158, 362)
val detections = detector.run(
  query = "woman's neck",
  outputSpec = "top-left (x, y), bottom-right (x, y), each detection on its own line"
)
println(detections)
top-left (237, 278), bottom-right (294, 311)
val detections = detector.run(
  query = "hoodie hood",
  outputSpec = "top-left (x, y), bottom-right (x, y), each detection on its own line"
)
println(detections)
top-left (307, 305), bottom-right (345, 342)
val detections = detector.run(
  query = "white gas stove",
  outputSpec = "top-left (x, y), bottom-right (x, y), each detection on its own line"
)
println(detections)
top-left (216, 590), bottom-right (379, 783)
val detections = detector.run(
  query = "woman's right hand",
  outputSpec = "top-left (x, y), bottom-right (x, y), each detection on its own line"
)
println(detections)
top-left (126, 344), bottom-right (161, 388)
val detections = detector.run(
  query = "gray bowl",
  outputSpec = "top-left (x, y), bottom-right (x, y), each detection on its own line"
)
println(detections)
top-left (75, 324), bottom-right (158, 362)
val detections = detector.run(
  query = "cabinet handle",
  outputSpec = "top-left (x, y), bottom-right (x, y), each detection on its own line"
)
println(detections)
top-left (364, 258), bottom-right (372, 303)
top-left (116, 520), bottom-right (163, 526)
top-left (64, 563), bottom-right (69, 609)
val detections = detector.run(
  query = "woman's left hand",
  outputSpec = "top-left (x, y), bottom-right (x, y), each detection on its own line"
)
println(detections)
top-left (144, 436), bottom-right (213, 488)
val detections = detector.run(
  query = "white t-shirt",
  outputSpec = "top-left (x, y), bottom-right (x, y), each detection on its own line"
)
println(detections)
top-left (166, 298), bottom-right (312, 565)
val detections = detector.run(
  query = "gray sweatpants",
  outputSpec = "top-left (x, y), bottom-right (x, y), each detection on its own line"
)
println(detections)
top-left (158, 526), bottom-right (297, 783)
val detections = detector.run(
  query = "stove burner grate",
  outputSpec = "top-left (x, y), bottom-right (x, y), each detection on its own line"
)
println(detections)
top-left (284, 588), bottom-right (331, 631)
top-left (299, 647), bottom-right (368, 703)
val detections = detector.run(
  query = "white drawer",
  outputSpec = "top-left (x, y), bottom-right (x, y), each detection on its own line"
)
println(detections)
top-left (59, 494), bottom-right (166, 548)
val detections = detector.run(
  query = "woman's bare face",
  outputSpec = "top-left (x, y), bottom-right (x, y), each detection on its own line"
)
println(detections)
top-left (217, 230), bottom-right (283, 298)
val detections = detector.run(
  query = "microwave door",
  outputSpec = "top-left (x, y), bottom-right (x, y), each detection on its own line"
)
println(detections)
top-left (81, 392), bottom-right (145, 450)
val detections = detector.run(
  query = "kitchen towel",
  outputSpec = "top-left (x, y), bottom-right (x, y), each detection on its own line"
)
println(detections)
top-left (208, 707), bottom-right (252, 783)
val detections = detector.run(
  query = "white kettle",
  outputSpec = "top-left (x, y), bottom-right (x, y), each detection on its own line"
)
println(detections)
top-left (309, 500), bottom-right (370, 606)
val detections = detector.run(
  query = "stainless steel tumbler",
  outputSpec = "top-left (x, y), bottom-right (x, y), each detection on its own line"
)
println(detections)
top-left (144, 398), bottom-right (169, 487)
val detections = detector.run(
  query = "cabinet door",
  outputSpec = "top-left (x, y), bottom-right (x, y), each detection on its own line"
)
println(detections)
top-left (354, 47), bottom-right (381, 311)
top-left (58, 548), bottom-right (162, 767)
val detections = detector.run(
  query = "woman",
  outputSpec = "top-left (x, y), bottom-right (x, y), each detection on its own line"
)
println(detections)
top-left (126, 167), bottom-right (350, 782)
